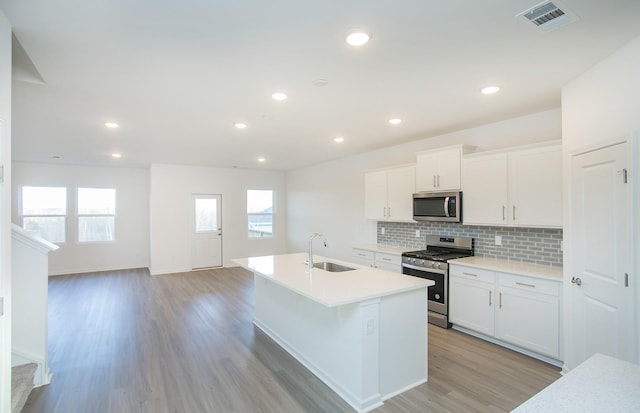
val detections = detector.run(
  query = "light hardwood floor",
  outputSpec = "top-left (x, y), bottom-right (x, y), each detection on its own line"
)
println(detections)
top-left (23, 267), bottom-right (560, 413)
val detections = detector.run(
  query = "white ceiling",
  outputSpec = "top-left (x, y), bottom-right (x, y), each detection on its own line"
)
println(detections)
top-left (2, 0), bottom-right (640, 171)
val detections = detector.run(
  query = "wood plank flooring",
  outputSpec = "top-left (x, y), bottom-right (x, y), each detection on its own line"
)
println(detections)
top-left (23, 267), bottom-right (560, 413)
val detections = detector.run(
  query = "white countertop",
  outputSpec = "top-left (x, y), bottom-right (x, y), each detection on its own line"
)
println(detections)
top-left (233, 252), bottom-right (433, 307)
top-left (512, 353), bottom-right (640, 412)
top-left (449, 256), bottom-right (563, 281)
top-left (353, 244), bottom-right (417, 255)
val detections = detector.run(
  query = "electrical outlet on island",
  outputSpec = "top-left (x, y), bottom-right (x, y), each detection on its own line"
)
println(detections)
top-left (495, 235), bottom-right (502, 246)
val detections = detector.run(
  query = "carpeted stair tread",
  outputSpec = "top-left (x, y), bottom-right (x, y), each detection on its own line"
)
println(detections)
top-left (11, 363), bottom-right (37, 413)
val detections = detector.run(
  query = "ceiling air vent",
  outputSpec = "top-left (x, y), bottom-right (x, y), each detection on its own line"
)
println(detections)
top-left (517, 1), bottom-right (579, 33)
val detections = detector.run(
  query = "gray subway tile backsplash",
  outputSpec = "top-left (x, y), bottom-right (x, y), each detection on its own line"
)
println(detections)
top-left (377, 221), bottom-right (563, 267)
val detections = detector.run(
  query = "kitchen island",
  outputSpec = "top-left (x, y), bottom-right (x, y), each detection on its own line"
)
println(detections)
top-left (233, 252), bottom-right (433, 413)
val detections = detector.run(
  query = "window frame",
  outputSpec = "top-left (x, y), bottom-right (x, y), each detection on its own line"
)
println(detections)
top-left (20, 186), bottom-right (68, 244)
top-left (77, 187), bottom-right (117, 244)
top-left (247, 189), bottom-right (275, 239)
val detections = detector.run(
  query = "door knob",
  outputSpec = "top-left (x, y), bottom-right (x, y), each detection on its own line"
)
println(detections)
top-left (571, 276), bottom-right (582, 286)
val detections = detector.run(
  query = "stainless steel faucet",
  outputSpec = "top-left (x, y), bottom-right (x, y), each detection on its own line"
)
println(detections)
top-left (308, 233), bottom-right (327, 269)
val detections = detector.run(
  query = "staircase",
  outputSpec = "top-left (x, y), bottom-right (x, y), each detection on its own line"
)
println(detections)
top-left (11, 363), bottom-right (37, 413)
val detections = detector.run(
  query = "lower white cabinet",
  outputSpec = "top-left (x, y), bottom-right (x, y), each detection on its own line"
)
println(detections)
top-left (450, 264), bottom-right (561, 360)
top-left (449, 268), bottom-right (495, 336)
top-left (352, 248), bottom-right (402, 273)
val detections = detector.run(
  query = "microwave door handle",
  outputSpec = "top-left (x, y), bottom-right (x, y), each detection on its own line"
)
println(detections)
top-left (444, 196), bottom-right (450, 217)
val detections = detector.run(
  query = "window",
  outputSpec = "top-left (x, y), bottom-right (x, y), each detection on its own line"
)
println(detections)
top-left (195, 197), bottom-right (218, 232)
top-left (21, 186), bottom-right (67, 243)
top-left (247, 190), bottom-right (273, 238)
top-left (78, 188), bottom-right (116, 242)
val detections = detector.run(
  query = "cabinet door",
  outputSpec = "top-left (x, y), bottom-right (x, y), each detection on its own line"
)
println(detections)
top-left (435, 147), bottom-right (462, 191)
top-left (365, 170), bottom-right (388, 220)
top-left (375, 252), bottom-right (401, 272)
top-left (462, 153), bottom-right (508, 225)
top-left (352, 249), bottom-right (375, 267)
top-left (416, 148), bottom-right (462, 191)
top-left (495, 285), bottom-right (560, 358)
top-left (508, 145), bottom-right (562, 228)
top-left (449, 275), bottom-right (495, 336)
top-left (416, 152), bottom-right (439, 191)
top-left (386, 166), bottom-right (415, 221)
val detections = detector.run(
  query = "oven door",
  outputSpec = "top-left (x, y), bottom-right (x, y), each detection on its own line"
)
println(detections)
top-left (401, 263), bottom-right (447, 316)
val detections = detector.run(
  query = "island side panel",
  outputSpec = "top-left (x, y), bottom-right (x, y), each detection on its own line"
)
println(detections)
top-left (379, 287), bottom-right (428, 399)
top-left (253, 274), bottom-right (383, 412)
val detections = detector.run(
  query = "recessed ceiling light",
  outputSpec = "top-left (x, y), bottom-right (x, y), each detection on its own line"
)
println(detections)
top-left (481, 86), bottom-right (500, 95)
top-left (104, 122), bottom-right (119, 128)
top-left (334, 137), bottom-right (345, 143)
top-left (389, 118), bottom-right (402, 125)
top-left (234, 122), bottom-right (248, 129)
top-left (271, 92), bottom-right (288, 101)
top-left (257, 157), bottom-right (266, 163)
top-left (346, 31), bottom-right (370, 47)
top-left (111, 153), bottom-right (122, 158)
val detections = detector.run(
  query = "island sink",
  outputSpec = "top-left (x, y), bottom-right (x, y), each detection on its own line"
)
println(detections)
top-left (312, 261), bottom-right (356, 272)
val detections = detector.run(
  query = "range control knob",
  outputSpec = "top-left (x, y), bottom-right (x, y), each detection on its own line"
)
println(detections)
top-left (430, 262), bottom-right (436, 268)
top-left (437, 263), bottom-right (442, 270)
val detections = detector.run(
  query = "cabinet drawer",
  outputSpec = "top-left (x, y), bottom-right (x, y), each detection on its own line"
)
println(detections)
top-left (375, 252), bottom-right (401, 267)
top-left (498, 273), bottom-right (560, 297)
top-left (353, 249), bottom-right (374, 261)
top-left (450, 265), bottom-right (495, 283)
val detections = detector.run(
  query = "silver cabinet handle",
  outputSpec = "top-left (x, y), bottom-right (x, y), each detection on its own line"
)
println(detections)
top-left (571, 277), bottom-right (582, 286)
top-left (513, 205), bottom-right (516, 220)
top-left (387, 206), bottom-right (390, 217)
top-left (437, 175), bottom-right (440, 187)
top-left (382, 257), bottom-right (392, 261)
top-left (462, 272), bottom-right (477, 277)
top-left (357, 253), bottom-right (367, 257)
top-left (516, 282), bottom-right (535, 288)
top-left (433, 175), bottom-right (436, 187)
top-left (499, 292), bottom-right (502, 309)
top-left (502, 206), bottom-right (506, 221)
top-left (489, 290), bottom-right (492, 306)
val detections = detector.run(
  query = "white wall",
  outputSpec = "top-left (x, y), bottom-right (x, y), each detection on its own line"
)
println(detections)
top-left (286, 108), bottom-right (562, 263)
top-left (11, 162), bottom-right (150, 275)
top-left (0, 10), bottom-right (11, 413)
top-left (149, 164), bottom-right (287, 275)
top-left (561, 35), bottom-right (640, 370)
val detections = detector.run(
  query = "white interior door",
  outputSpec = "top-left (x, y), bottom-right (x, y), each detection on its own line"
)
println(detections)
top-left (191, 194), bottom-right (222, 269)
top-left (0, 120), bottom-right (7, 413)
top-left (569, 140), bottom-right (636, 367)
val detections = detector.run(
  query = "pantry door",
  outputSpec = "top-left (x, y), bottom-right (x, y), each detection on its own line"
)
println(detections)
top-left (569, 138), bottom-right (636, 368)
top-left (191, 195), bottom-right (222, 269)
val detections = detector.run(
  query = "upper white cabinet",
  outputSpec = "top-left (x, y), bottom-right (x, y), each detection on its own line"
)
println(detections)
top-left (416, 146), bottom-right (471, 192)
top-left (462, 142), bottom-right (562, 228)
top-left (365, 165), bottom-right (415, 221)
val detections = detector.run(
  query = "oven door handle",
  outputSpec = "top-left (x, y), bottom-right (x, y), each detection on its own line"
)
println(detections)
top-left (402, 263), bottom-right (446, 275)
top-left (444, 196), bottom-right (450, 217)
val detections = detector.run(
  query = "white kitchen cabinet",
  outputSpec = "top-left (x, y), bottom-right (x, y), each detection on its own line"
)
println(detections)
top-left (365, 165), bottom-right (415, 222)
top-left (462, 142), bottom-right (562, 228)
top-left (415, 146), bottom-right (469, 192)
top-left (449, 263), bottom-right (562, 361)
top-left (495, 274), bottom-right (560, 359)
top-left (461, 153), bottom-right (508, 225)
top-left (507, 145), bottom-right (562, 227)
top-left (352, 248), bottom-right (375, 267)
top-left (352, 248), bottom-right (402, 273)
top-left (374, 251), bottom-right (402, 272)
top-left (449, 266), bottom-right (495, 336)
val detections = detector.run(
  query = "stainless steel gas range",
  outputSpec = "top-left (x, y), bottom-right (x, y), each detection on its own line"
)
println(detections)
top-left (401, 235), bottom-right (474, 328)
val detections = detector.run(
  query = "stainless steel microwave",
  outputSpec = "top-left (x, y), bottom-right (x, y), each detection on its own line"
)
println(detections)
top-left (413, 191), bottom-right (462, 222)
